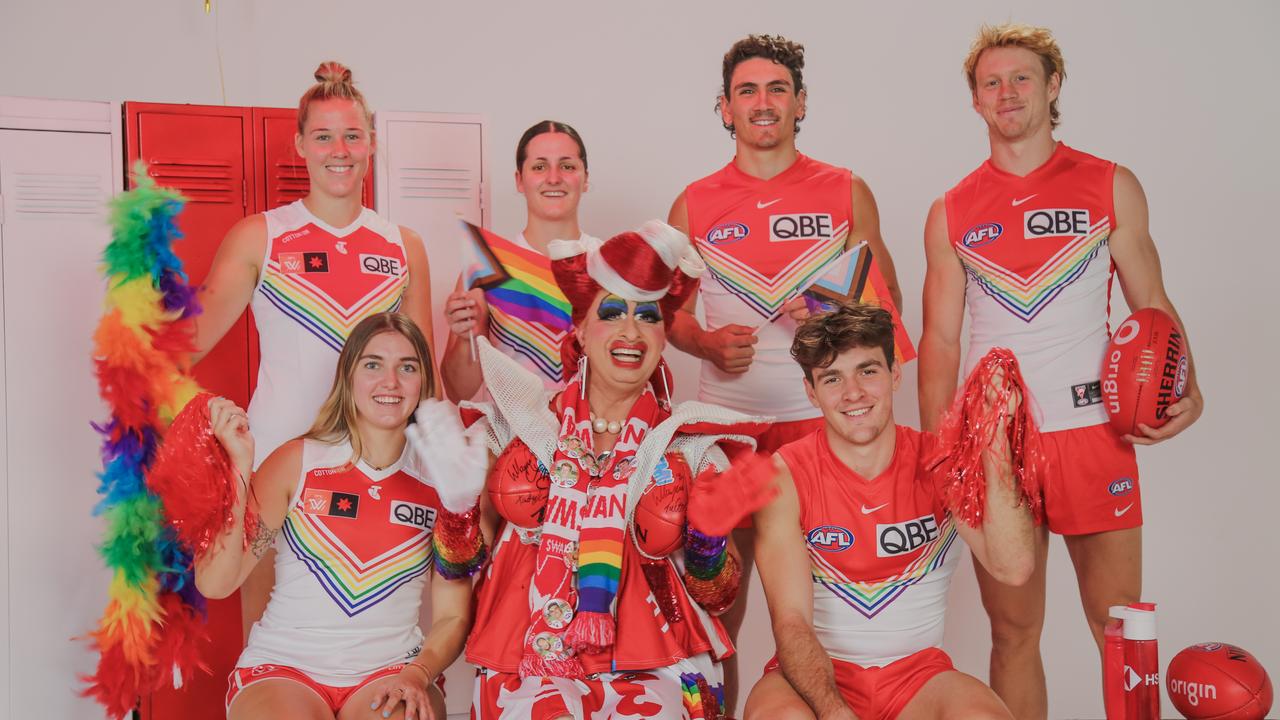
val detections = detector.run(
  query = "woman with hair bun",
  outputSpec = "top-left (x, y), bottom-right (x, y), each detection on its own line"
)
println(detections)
top-left (193, 61), bottom-right (435, 630)
top-left (439, 120), bottom-right (593, 401)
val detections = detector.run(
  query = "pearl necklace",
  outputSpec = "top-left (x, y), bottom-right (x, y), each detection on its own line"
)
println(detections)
top-left (590, 412), bottom-right (623, 435)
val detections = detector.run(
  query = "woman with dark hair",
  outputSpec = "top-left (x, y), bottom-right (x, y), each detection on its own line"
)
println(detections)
top-left (195, 312), bottom-right (470, 720)
top-left (413, 222), bottom-right (779, 719)
top-left (439, 120), bottom-right (595, 401)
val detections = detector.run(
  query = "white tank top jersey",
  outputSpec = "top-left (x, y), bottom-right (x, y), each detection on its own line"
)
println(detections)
top-left (238, 439), bottom-right (441, 685)
top-left (247, 200), bottom-right (409, 467)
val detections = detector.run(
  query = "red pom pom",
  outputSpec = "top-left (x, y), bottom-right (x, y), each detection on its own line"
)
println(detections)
top-left (146, 392), bottom-right (249, 559)
top-left (929, 348), bottom-right (1046, 526)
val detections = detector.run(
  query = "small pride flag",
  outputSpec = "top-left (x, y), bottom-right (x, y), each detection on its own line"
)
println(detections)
top-left (462, 221), bottom-right (573, 383)
top-left (785, 242), bottom-right (916, 364)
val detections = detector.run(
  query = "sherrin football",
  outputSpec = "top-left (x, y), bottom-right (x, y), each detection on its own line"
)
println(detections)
top-left (1167, 642), bottom-right (1273, 720)
top-left (1101, 307), bottom-right (1188, 436)
top-left (633, 453), bottom-right (690, 557)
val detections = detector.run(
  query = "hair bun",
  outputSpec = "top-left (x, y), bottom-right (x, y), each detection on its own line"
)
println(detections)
top-left (314, 61), bottom-right (353, 86)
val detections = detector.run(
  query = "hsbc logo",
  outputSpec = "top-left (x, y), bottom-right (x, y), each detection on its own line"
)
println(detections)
top-left (1024, 208), bottom-right (1091, 238)
top-left (807, 525), bottom-right (854, 552)
top-left (1109, 478), bottom-right (1135, 497)
top-left (390, 500), bottom-right (437, 532)
top-left (770, 213), bottom-right (833, 242)
top-left (361, 254), bottom-right (403, 277)
top-left (877, 514), bottom-right (939, 557)
top-left (962, 222), bottom-right (1003, 248)
top-left (707, 222), bottom-right (749, 245)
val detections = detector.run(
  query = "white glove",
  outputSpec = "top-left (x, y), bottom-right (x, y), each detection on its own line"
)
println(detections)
top-left (405, 399), bottom-right (489, 514)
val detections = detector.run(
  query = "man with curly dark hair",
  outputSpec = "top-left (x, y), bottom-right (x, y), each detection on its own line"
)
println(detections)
top-left (667, 33), bottom-right (904, 712)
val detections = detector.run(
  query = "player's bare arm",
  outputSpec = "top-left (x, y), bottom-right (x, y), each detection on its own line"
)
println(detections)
top-left (848, 174), bottom-right (903, 312)
top-left (753, 457), bottom-right (857, 719)
top-left (918, 197), bottom-right (968, 432)
top-left (193, 214), bottom-right (267, 364)
top-left (1108, 166), bottom-right (1203, 444)
top-left (440, 274), bottom-right (490, 402)
top-left (666, 191), bottom-right (759, 372)
top-left (194, 427), bottom-right (299, 600)
top-left (950, 381), bottom-right (1037, 586)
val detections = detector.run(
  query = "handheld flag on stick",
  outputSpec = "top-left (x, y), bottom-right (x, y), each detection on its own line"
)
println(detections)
top-left (461, 221), bottom-right (573, 383)
top-left (775, 242), bottom-right (916, 364)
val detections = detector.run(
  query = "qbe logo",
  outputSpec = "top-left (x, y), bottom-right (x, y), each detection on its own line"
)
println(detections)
top-left (962, 222), bottom-right (1003, 248)
top-left (1024, 208), bottom-right (1091, 238)
top-left (390, 500), bottom-right (437, 532)
top-left (707, 222), bottom-right (749, 245)
top-left (1108, 478), bottom-right (1135, 497)
top-left (807, 525), bottom-right (854, 552)
top-left (877, 514), bottom-right (939, 557)
top-left (360, 254), bottom-right (403, 276)
top-left (770, 213), bottom-right (833, 242)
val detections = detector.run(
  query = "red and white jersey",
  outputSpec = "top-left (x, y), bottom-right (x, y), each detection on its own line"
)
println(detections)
top-left (777, 426), bottom-right (961, 667)
top-left (946, 144), bottom-right (1117, 431)
top-left (238, 439), bottom-right (440, 685)
top-left (686, 155), bottom-right (852, 421)
top-left (248, 200), bottom-right (409, 466)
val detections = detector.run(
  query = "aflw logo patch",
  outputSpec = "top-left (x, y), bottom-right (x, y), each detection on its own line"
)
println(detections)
top-left (389, 501), bottom-right (437, 532)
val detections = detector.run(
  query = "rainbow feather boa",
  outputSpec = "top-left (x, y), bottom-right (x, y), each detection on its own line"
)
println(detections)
top-left (82, 163), bottom-right (208, 718)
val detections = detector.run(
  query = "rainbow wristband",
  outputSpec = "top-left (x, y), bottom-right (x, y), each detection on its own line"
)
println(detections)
top-left (432, 506), bottom-right (487, 579)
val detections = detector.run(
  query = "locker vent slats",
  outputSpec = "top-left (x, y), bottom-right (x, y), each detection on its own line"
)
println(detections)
top-left (10, 172), bottom-right (104, 215)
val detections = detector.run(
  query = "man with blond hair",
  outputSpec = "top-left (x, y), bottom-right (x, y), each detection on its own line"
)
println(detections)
top-left (918, 22), bottom-right (1203, 718)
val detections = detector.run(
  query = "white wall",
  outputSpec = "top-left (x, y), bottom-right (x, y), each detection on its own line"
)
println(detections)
top-left (2, 1), bottom-right (1276, 718)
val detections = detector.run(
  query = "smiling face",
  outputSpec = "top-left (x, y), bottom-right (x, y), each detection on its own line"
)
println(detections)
top-left (516, 131), bottom-right (587, 223)
top-left (805, 344), bottom-right (900, 451)
top-left (295, 98), bottom-right (373, 200)
top-left (971, 46), bottom-right (1060, 142)
top-left (576, 292), bottom-right (665, 395)
top-left (350, 330), bottom-right (423, 432)
top-left (720, 57), bottom-right (806, 149)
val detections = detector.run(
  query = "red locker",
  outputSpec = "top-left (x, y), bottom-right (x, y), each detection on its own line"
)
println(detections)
top-left (125, 102), bottom-right (253, 720)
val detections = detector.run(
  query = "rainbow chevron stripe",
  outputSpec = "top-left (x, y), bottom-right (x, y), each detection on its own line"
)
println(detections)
top-left (680, 672), bottom-right (726, 719)
top-left (258, 263), bottom-right (406, 352)
top-left (464, 224), bottom-right (571, 383)
top-left (957, 218), bottom-right (1110, 323)
top-left (282, 509), bottom-right (432, 617)
top-left (699, 225), bottom-right (847, 319)
top-left (808, 520), bottom-right (957, 618)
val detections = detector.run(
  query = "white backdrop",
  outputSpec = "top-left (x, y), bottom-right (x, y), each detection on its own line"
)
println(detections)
top-left (2, 1), bottom-right (1277, 718)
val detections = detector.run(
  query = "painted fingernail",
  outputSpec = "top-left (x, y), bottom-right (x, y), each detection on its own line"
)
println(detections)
top-left (383, 711), bottom-right (392, 718)
top-left (371, 701), bottom-right (380, 709)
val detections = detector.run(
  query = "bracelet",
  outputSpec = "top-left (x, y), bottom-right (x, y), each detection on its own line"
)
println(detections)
top-left (402, 660), bottom-right (432, 687)
top-left (433, 506), bottom-right (487, 579)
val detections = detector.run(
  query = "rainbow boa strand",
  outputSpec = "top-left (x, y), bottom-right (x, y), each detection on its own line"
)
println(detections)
top-left (82, 163), bottom-right (207, 718)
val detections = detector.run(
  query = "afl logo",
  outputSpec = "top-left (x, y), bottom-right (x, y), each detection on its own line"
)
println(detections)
top-left (1112, 318), bottom-right (1141, 346)
top-left (962, 222), bottom-right (1003, 248)
top-left (1175, 356), bottom-right (1189, 396)
top-left (1192, 642), bottom-right (1223, 652)
top-left (1108, 478), bottom-right (1135, 497)
top-left (807, 525), bottom-right (854, 552)
top-left (707, 222), bottom-right (749, 245)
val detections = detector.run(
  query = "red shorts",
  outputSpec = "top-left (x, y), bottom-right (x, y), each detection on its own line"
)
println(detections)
top-left (763, 648), bottom-right (953, 720)
top-left (225, 662), bottom-right (436, 714)
top-left (1041, 422), bottom-right (1141, 535)
top-left (737, 417), bottom-right (824, 530)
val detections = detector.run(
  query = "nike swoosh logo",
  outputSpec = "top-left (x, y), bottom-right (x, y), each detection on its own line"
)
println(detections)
top-left (1114, 503), bottom-right (1134, 517)
top-left (861, 502), bottom-right (889, 514)
top-left (1011, 194), bottom-right (1038, 207)
top-left (757, 198), bottom-right (782, 209)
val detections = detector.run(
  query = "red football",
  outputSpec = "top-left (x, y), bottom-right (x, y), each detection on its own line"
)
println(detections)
top-left (1101, 307), bottom-right (1189, 436)
top-left (487, 443), bottom-right (550, 529)
top-left (1167, 643), bottom-right (1273, 720)
top-left (633, 453), bottom-right (689, 557)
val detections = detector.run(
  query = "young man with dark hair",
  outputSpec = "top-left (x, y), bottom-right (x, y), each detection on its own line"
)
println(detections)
top-left (746, 303), bottom-right (1032, 720)
top-left (667, 35), bottom-right (903, 709)
top-left (919, 22), bottom-right (1203, 719)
